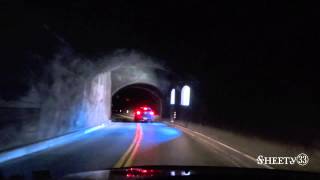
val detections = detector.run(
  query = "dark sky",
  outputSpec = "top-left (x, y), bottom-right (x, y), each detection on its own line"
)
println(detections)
top-left (1, 1), bottom-right (319, 106)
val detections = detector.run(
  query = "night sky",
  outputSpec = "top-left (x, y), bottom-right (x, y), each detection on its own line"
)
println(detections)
top-left (1, 1), bottom-right (319, 141)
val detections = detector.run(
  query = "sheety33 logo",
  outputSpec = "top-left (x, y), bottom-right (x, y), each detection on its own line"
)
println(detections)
top-left (257, 153), bottom-right (309, 166)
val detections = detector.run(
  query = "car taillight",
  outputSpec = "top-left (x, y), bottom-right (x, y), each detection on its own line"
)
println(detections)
top-left (150, 111), bottom-right (154, 115)
top-left (136, 111), bottom-right (141, 115)
top-left (126, 168), bottom-right (160, 178)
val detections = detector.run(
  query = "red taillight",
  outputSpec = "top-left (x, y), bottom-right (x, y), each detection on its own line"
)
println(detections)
top-left (150, 111), bottom-right (154, 115)
top-left (136, 111), bottom-right (141, 115)
top-left (126, 168), bottom-right (160, 178)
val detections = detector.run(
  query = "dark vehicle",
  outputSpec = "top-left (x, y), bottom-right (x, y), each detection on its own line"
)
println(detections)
top-left (134, 106), bottom-right (155, 122)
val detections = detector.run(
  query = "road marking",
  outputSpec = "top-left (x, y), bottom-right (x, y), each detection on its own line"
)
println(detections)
top-left (124, 124), bottom-right (143, 166)
top-left (117, 114), bottom-right (133, 119)
top-left (172, 123), bottom-right (274, 169)
top-left (113, 123), bottom-right (143, 168)
top-left (187, 131), bottom-right (242, 167)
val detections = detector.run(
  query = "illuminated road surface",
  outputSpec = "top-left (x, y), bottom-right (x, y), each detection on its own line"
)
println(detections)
top-left (0, 122), bottom-right (264, 179)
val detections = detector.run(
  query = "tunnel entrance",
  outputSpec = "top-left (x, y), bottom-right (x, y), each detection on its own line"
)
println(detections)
top-left (111, 83), bottom-right (163, 122)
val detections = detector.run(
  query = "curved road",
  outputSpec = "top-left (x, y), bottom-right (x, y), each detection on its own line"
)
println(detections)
top-left (0, 121), bottom-right (265, 179)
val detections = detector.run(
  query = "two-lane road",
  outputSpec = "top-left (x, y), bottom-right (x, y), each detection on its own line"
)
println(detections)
top-left (0, 122), bottom-right (266, 179)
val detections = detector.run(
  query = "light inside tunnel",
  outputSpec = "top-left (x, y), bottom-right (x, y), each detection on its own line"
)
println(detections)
top-left (181, 85), bottom-right (190, 106)
top-left (84, 124), bottom-right (106, 134)
top-left (170, 89), bottom-right (175, 105)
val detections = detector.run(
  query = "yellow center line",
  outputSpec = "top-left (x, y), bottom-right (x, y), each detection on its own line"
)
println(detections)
top-left (124, 124), bottom-right (143, 167)
top-left (113, 123), bottom-right (142, 168)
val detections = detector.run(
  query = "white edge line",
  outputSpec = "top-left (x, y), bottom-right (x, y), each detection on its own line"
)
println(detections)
top-left (173, 123), bottom-right (274, 169)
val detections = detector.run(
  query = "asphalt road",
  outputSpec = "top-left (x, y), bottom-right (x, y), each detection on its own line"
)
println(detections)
top-left (0, 120), bottom-right (266, 179)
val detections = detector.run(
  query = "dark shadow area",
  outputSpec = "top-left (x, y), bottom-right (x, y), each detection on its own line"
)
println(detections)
top-left (0, 107), bottom-right (40, 152)
top-left (176, 101), bottom-right (319, 148)
top-left (171, 78), bottom-right (319, 148)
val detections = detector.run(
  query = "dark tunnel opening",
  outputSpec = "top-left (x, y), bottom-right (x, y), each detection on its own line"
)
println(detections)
top-left (111, 84), bottom-right (163, 122)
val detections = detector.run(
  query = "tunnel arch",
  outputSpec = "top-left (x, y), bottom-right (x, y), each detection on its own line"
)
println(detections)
top-left (111, 81), bottom-right (160, 97)
top-left (38, 52), bottom-right (173, 139)
top-left (111, 83), bottom-right (164, 117)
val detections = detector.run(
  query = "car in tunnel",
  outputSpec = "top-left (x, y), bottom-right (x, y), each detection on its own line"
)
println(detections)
top-left (134, 106), bottom-right (155, 122)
